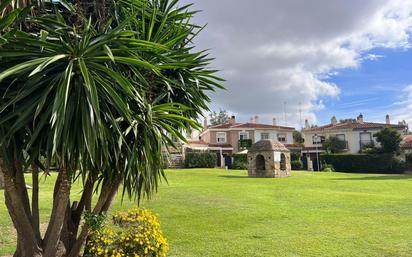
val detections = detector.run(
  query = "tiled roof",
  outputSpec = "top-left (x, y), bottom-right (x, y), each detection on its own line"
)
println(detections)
top-left (207, 122), bottom-right (294, 130)
top-left (401, 135), bottom-right (412, 149)
top-left (186, 140), bottom-right (233, 148)
top-left (303, 122), bottom-right (406, 132)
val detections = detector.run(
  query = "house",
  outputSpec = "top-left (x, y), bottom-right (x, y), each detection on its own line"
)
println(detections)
top-left (183, 116), bottom-right (296, 168)
top-left (301, 114), bottom-right (408, 170)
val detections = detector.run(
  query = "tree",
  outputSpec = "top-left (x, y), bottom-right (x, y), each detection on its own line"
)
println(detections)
top-left (293, 130), bottom-right (304, 144)
top-left (0, 1), bottom-right (223, 256)
top-left (374, 127), bottom-right (402, 154)
top-left (322, 136), bottom-right (347, 153)
top-left (209, 109), bottom-right (230, 125)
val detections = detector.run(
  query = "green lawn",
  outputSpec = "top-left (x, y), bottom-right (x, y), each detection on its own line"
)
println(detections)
top-left (2, 169), bottom-right (412, 256)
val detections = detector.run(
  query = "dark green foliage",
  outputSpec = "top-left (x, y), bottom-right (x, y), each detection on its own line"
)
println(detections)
top-left (291, 160), bottom-right (303, 170)
top-left (374, 127), bottom-right (402, 154)
top-left (323, 136), bottom-right (347, 153)
top-left (405, 152), bottom-right (412, 164)
top-left (291, 152), bottom-right (301, 161)
top-left (291, 152), bottom-right (303, 170)
top-left (238, 139), bottom-right (252, 150)
top-left (232, 154), bottom-right (248, 170)
top-left (209, 109), bottom-right (230, 125)
top-left (185, 153), bottom-right (216, 168)
top-left (322, 154), bottom-right (405, 173)
top-left (293, 131), bottom-right (304, 144)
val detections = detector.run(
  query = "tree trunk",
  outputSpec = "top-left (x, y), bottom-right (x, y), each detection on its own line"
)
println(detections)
top-left (1, 157), bottom-right (42, 257)
top-left (0, 168), bottom-right (4, 189)
top-left (32, 163), bottom-right (41, 242)
top-left (43, 168), bottom-right (71, 257)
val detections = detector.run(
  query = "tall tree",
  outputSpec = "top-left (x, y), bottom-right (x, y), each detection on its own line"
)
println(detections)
top-left (0, 1), bottom-right (223, 256)
top-left (209, 109), bottom-right (230, 125)
top-left (322, 136), bottom-right (347, 153)
top-left (374, 127), bottom-right (402, 154)
top-left (293, 130), bottom-right (304, 144)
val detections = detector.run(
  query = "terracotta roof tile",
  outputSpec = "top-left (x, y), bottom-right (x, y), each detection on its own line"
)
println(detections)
top-left (207, 122), bottom-right (294, 130)
top-left (303, 122), bottom-right (406, 132)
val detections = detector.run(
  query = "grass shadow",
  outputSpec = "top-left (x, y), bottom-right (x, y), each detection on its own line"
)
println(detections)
top-left (333, 175), bottom-right (412, 181)
top-left (219, 175), bottom-right (250, 179)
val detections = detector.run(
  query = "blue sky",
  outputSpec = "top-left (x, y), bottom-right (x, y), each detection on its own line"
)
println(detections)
top-left (319, 47), bottom-right (412, 124)
top-left (184, 0), bottom-right (412, 128)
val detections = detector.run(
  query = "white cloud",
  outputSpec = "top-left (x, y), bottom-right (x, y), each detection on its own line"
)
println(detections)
top-left (392, 85), bottom-right (412, 125)
top-left (182, 0), bottom-right (412, 127)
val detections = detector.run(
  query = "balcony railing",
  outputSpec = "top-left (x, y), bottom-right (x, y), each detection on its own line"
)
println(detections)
top-left (238, 139), bottom-right (252, 151)
top-left (360, 140), bottom-right (374, 149)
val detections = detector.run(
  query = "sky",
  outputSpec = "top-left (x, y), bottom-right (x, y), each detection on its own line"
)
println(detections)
top-left (180, 0), bottom-right (412, 128)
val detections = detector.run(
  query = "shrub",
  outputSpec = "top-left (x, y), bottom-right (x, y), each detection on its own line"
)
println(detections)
top-left (86, 208), bottom-right (169, 257)
top-left (374, 127), bottom-right (402, 154)
top-left (291, 160), bottom-right (303, 170)
top-left (232, 154), bottom-right (248, 169)
top-left (321, 163), bottom-right (335, 172)
top-left (322, 136), bottom-right (347, 153)
top-left (322, 154), bottom-right (405, 173)
top-left (291, 152), bottom-right (301, 161)
top-left (405, 152), bottom-right (412, 164)
top-left (185, 152), bottom-right (216, 168)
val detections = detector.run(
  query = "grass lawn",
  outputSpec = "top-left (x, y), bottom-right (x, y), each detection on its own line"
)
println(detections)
top-left (2, 169), bottom-right (412, 256)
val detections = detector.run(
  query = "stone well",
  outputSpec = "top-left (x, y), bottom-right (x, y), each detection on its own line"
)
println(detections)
top-left (247, 139), bottom-right (291, 178)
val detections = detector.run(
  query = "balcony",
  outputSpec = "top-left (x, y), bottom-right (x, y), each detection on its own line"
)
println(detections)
top-left (238, 139), bottom-right (252, 151)
top-left (360, 140), bottom-right (374, 149)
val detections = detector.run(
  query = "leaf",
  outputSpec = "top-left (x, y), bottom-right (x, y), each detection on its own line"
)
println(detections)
top-left (103, 44), bottom-right (114, 62)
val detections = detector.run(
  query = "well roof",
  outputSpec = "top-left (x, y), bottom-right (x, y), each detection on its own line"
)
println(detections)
top-left (249, 139), bottom-right (290, 152)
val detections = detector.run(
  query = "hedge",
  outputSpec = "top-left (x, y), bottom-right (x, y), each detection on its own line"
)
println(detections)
top-left (291, 160), bottom-right (303, 170)
top-left (321, 154), bottom-right (405, 173)
top-left (232, 154), bottom-right (248, 170)
top-left (185, 152), bottom-right (217, 168)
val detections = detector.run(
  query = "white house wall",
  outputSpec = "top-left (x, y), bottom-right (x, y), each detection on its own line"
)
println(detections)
top-left (254, 130), bottom-right (293, 144)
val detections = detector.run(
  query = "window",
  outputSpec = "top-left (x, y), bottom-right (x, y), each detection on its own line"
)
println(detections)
top-left (277, 133), bottom-right (286, 142)
top-left (360, 132), bottom-right (372, 148)
top-left (261, 133), bottom-right (270, 140)
top-left (312, 135), bottom-right (325, 145)
top-left (336, 134), bottom-right (345, 141)
top-left (239, 132), bottom-right (249, 140)
top-left (216, 132), bottom-right (226, 143)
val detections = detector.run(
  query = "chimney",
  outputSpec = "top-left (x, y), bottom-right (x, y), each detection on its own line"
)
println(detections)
top-left (254, 115), bottom-right (259, 124)
top-left (331, 116), bottom-right (337, 126)
top-left (305, 119), bottom-right (310, 129)
top-left (357, 113), bottom-right (364, 124)
top-left (272, 117), bottom-right (277, 126)
top-left (386, 114), bottom-right (390, 125)
top-left (229, 115), bottom-right (236, 125)
top-left (203, 117), bottom-right (208, 128)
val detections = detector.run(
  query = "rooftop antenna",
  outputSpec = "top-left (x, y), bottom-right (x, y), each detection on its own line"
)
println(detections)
top-left (283, 101), bottom-right (287, 126)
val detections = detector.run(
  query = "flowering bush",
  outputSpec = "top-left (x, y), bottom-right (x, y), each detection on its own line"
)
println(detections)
top-left (86, 208), bottom-right (169, 257)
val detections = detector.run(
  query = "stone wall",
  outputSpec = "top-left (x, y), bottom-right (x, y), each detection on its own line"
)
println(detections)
top-left (247, 151), bottom-right (291, 178)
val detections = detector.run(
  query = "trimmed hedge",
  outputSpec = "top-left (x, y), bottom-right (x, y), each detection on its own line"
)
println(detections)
top-left (185, 152), bottom-right (217, 168)
top-left (322, 154), bottom-right (405, 173)
top-left (291, 160), bottom-right (303, 170)
top-left (232, 154), bottom-right (248, 170)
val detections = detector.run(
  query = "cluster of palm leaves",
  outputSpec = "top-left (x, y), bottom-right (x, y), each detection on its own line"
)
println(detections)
top-left (0, 0), bottom-right (222, 255)
top-left (1, 0), bottom-right (222, 199)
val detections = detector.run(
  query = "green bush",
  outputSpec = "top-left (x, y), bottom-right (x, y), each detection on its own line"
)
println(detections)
top-left (291, 160), bottom-right (303, 170)
top-left (322, 154), bottom-right (405, 173)
top-left (185, 152), bottom-right (216, 168)
top-left (321, 163), bottom-right (335, 172)
top-left (232, 154), bottom-right (248, 170)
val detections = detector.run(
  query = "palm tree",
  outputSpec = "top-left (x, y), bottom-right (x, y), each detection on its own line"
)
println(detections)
top-left (0, 0), bottom-right (223, 256)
